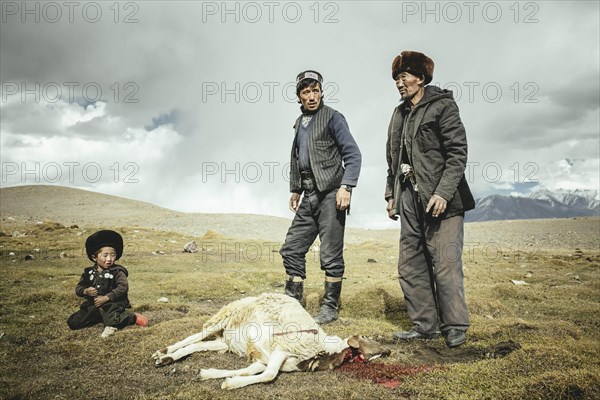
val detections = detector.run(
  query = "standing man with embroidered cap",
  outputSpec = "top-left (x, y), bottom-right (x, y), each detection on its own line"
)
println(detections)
top-left (385, 51), bottom-right (475, 347)
top-left (67, 229), bottom-right (148, 338)
top-left (280, 70), bottom-right (362, 325)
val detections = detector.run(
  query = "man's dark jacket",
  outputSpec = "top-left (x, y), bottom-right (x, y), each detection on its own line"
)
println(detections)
top-left (385, 85), bottom-right (475, 218)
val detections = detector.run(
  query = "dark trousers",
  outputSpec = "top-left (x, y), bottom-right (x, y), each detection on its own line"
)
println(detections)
top-left (67, 300), bottom-right (135, 330)
top-left (280, 178), bottom-right (346, 279)
top-left (398, 185), bottom-right (470, 334)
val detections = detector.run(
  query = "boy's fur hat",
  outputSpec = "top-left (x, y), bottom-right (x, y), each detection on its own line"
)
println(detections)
top-left (85, 230), bottom-right (123, 261)
top-left (392, 51), bottom-right (434, 84)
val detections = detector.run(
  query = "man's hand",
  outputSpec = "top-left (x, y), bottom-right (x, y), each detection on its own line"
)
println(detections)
top-left (289, 193), bottom-right (301, 213)
top-left (94, 295), bottom-right (109, 308)
top-left (426, 194), bottom-right (447, 217)
top-left (83, 287), bottom-right (98, 297)
top-left (336, 188), bottom-right (351, 211)
top-left (387, 198), bottom-right (398, 220)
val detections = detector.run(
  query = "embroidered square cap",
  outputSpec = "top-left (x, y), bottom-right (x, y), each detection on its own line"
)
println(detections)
top-left (296, 70), bottom-right (323, 85)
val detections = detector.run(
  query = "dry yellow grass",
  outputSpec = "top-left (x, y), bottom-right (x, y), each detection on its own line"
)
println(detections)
top-left (0, 186), bottom-right (599, 399)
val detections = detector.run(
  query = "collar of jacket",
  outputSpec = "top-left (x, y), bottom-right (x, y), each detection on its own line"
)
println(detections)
top-left (400, 85), bottom-right (454, 114)
top-left (90, 264), bottom-right (128, 277)
top-left (300, 100), bottom-right (325, 115)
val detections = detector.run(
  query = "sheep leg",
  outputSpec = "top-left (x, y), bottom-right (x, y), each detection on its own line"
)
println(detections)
top-left (152, 321), bottom-right (225, 360)
top-left (155, 338), bottom-right (228, 366)
top-left (198, 361), bottom-right (267, 381)
top-left (221, 349), bottom-right (289, 390)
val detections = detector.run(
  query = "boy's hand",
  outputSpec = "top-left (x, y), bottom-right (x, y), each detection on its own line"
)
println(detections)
top-left (83, 287), bottom-right (98, 297)
top-left (94, 295), bottom-right (109, 307)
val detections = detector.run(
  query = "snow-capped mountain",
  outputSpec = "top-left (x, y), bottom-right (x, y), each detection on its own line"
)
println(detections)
top-left (529, 189), bottom-right (600, 210)
top-left (466, 189), bottom-right (599, 222)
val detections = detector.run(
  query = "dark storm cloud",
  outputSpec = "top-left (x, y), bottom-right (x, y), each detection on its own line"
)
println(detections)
top-left (1, 1), bottom-right (598, 226)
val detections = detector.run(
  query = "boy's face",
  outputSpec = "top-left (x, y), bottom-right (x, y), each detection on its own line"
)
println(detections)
top-left (95, 246), bottom-right (117, 269)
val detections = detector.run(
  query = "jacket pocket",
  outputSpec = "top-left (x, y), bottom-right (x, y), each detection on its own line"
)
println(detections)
top-left (315, 139), bottom-right (335, 150)
top-left (321, 158), bottom-right (338, 169)
top-left (417, 121), bottom-right (442, 152)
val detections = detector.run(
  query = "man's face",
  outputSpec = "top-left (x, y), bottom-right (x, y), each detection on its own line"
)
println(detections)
top-left (95, 246), bottom-right (117, 270)
top-left (298, 83), bottom-right (322, 111)
top-left (395, 72), bottom-right (424, 101)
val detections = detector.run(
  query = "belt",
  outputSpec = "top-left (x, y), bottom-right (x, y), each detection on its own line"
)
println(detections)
top-left (400, 163), bottom-right (418, 192)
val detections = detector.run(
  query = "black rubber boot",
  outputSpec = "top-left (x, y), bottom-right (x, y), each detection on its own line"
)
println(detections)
top-left (284, 279), bottom-right (304, 302)
top-left (443, 329), bottom-right (466, 348)
top-left (314, 280), bottom-right (342, 325)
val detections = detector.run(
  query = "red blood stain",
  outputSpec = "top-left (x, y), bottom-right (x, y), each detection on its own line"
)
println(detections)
top-left (339, 363), bottom-right (444, 389)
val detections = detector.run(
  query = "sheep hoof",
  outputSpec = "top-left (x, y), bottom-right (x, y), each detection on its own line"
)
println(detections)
top-left (152, 348), bottom-right (168, 360)
top-left (155, 356), bottom-right (174, 367)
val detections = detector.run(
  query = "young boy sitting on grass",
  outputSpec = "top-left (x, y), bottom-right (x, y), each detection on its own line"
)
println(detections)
top-left (67, 229), bottom-right (148, 338)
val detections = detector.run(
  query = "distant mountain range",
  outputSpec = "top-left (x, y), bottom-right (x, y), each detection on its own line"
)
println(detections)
top-left (466, 189), bottom-right (599, 222)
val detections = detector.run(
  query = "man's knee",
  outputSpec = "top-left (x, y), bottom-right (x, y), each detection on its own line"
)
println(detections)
top-left (279, 241), bottom-right (294, 258)
top-left (279, 243), bottom-right (307, 263)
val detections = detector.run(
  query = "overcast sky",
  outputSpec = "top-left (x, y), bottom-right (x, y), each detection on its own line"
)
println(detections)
top-left (1, 0), bottom-right (599, 228)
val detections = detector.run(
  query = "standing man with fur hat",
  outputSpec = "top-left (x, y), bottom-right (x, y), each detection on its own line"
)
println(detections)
top-left (385, 51), bottom-right (475, 347)
top-left (67, 229), bottom-right (148, 338)
top-left (280, 70), bottom-right (362, 325)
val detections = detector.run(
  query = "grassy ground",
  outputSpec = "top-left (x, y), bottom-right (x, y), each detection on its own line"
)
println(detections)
top-left (0, 219), bottom-right (599, 399)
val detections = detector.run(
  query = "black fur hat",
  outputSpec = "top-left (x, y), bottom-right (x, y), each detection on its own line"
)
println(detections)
top-left (85, 230), bottom-right (123, 261)
top-left (391, 51), bottom-right (434, 84)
